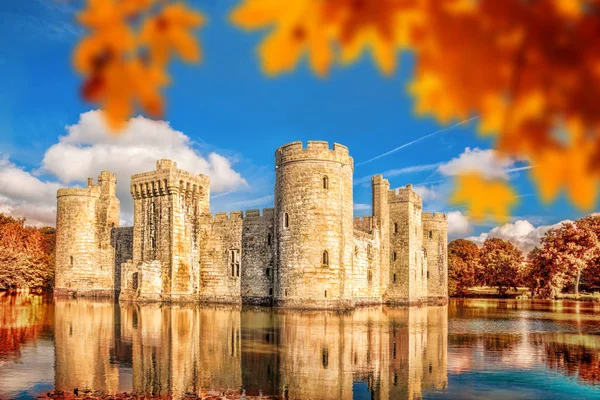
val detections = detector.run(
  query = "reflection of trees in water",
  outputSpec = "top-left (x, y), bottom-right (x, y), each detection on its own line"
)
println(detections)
top-left (0, 292), bottom-right (47, 360)
top-left (544, 341), bottom-right (600, 385)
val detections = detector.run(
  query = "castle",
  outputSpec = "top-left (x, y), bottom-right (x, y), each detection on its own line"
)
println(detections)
top-left (54, 141), bottom-right (448, 308)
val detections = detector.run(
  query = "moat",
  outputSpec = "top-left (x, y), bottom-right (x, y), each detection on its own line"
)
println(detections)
top-left (1, 294), bottom-right (600, 400)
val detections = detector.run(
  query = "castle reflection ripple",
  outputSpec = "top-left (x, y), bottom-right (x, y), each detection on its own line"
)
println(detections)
top-left (53, 299), bottom-right (448, 399)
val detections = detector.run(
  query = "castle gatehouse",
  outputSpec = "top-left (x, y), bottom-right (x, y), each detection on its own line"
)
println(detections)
top-left (54, 141), bottom-right (448, 308)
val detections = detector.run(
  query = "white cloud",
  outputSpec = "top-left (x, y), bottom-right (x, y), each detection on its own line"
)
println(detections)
top-left (466, 219), bottom-right (573, 254)
top-left (0, 157), bottom-right (61, 226)
top-left (447, 211), bottom-right (473, 236)
top-left (354, 203), bottom-right (371, 213)
top-left (439, 147), bottom-right (527, 180)
top-left (413, 185), bottom-right (441, 202)
top-left (1, 111), bottom-right (247, 225)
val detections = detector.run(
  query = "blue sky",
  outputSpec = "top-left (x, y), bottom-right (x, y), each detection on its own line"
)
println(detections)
top-left (0, 1), bottom-right (595, 246)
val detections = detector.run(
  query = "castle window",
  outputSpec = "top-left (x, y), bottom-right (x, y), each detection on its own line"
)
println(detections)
top-left (230, 249), bottom-right (240, 278)
top-left (284, 213), bottom-right (289, 228)
top-left (322, 250), bottom-right (329, 266)
top-left (427, 271), bottom-right (430, 279)
top-left (132, 272), bottom-right (139, 291)
top-left (322, 348), bottom-right (329, 369)
top-left (324, 290), bottom-right (327, 298)
top-left (394, 223), bottom-right (398, 234)
top-left (266, 268), bottom-right (271, 277)
top-left (70, 255), bottom-right (73, 267)
top-left (269, 288), bottom-right (273, 296)
top-left (393, 273), bottom-right (397, 283)
top-left (323, 176), bottom-right (329, 190)
top-left (429, 230), bottom-right (433, 239)
top-left (393, 251), bottom-right (397, 261)
top-left (267, 233), bottom-right (272, 245)
top-left (151, 236), bottom-right (156, 250)
top-left (284, 289), bottom-right (288, 297)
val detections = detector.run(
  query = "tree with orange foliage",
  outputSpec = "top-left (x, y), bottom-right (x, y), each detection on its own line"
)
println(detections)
top-left (448, 238), bottom-right (480, 297)
top-left (0, 214), bottom-right (55, 290)
top-left (526, 215), bottom-right (600, 298)
top-left (479, 238), bottom-right (524, 296)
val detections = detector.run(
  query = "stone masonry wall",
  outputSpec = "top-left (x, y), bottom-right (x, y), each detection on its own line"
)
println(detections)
top-left (352, 231), bottom-right (382, 302)
top-left (197, 212), bottom-right (243, 303)
top-left (241, 209), bottom-right (275, 303)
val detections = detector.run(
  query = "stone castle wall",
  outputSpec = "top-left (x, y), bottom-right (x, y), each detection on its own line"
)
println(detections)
top-left (55, 141), bottom-right (448, 308)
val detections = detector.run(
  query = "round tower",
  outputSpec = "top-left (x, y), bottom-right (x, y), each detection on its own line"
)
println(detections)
top-left (421, 212), bottom-right (448, 302)
top-left (55, 171), bottom-right (119, 298)
top-left (274, 141), bottom-right (354, 308)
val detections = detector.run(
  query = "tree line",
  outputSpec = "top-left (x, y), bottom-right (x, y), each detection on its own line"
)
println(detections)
top-left (449, 215), bottom-right (600, 299)
top-left (0, 214), bottom-right (55, 291)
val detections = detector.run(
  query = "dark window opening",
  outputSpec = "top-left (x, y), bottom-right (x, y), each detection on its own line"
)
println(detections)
top-left (266, 268), bottom-right (271, 277)
top-left (393, 273), bottom-right (397, 283)
top-left (393, 251), bottom-right (397, 261)
top-left (429, 230), bottom-right (433, 239)
top-left (132, 272), bottom-right (139, 291)
top-left (322, 250), bottom-right (329, 266)
top-left (284, 289), bottom-right (288, 297)
top-left (322, 348), bottom-right (329, 368)
top-left (284, 213), bottom-right (289, 228)
top-left (324, 290), bottom-right (327, 298)
top-left (323, 176), bottom-right (329, 189)
top-left (269, 288), bottom-right (273, 296)
top-left (427, 271), bottom-right (430, 279)
top-left (267, 233), bottom-right (272, 245)
top-left (394, 223), bottom-right (398, 234)
top-left (230, 250), bottom-right (240, 278)
top-left (70, 255), bottom-right (73, 267)
top-left (132, 309), bottom-right (138, 329)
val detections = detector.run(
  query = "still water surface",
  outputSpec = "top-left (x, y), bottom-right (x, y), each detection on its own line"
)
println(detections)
top-left (1, 294), bottom-right (600, 399)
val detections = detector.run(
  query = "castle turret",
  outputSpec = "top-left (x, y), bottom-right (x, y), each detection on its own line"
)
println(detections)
top-left (422, 212), bottom-right (448, 301)
top-left (385, 185), bottom-right (427, 304)
top-left (55, 171), bottom-right (120, 298)
top-left (274, 141), bottom-right (354, 308)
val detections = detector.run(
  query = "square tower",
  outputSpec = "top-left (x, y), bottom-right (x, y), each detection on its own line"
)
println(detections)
top-left (385, 185), bottom-right (427, 304)
top-left (128, 160), bottom-right (210, 300)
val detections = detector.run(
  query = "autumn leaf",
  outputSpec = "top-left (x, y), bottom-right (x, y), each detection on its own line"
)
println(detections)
top-left (450, 172), bottom-right (517, 223)
top-left (139, 3), bottom-right (206, 67)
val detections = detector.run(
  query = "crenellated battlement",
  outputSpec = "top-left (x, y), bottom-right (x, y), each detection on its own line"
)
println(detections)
top-left (275, 141), bottom-right (353, 170)
top-left (57, 185), bottom-right (101, 198)
top-left (202, 208), bottom-right (276, 223)
top-left (354, 216), bottom-right (375, 234)
top-left (422, 212), bottom-right (448, 222)
top-left (130, 160), bottom-right (210, 200)
top-left (388, 184), bottom-right (422, 205)
top-left (371, 174), bottom-right (389, 186)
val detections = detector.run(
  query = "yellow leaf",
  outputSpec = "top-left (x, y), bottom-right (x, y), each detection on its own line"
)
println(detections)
top-left (450, 173), bottom-right (517, 223)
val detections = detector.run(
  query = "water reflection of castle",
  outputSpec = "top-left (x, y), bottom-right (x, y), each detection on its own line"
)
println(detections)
top-left (54, 300), bottom-right (447, 399)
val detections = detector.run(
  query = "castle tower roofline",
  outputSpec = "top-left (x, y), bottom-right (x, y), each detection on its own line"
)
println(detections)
top-left (275, 140), bottom-right (353, 170)
top-left (131, 160), bottom-right (210, 200)
top-left (57, 186), bottom-right (101, 198)
top-left (388, 184), bottom-right (422, 205)
top-left (156, 159), bottom-right (177, 170)
top-left (422, 212), bottom-right (448, 222)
